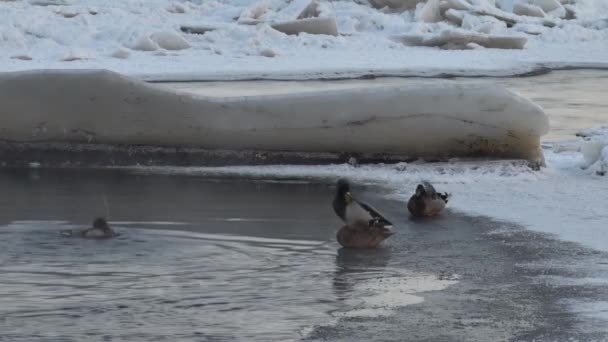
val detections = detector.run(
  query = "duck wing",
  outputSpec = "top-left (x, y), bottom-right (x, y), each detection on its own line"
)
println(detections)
top-left (354, 199), bottom-right (393, 227)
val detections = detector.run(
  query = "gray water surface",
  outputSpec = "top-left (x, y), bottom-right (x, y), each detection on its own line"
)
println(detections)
top-left (2, 169), bottom-right (608, 341)
top-left (0, 169), bottom-right (341, 341)
top-left (0, 169), bottom-right (425, 341)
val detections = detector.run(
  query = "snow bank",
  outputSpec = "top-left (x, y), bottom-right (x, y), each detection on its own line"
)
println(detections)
top-left (0, 69), bottom-right (547, 162)
top-left (0, 0), bottom-right (607, 80)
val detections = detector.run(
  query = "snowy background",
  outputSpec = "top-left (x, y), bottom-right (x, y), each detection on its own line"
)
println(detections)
top-left (1, 0), bottom-right (608, 80)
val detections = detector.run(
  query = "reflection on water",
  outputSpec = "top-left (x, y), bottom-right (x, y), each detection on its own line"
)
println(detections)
top-left (0, 222), bottom-right (336, 341)
top-left (0, 168), bottom-right (455, 341)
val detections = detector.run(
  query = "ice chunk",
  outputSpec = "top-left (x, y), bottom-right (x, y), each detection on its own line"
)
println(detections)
top-left (578, 126), bottom-right (608, 172)
top-left (416, 0), bottom-right (442, 23)
top-left (0, 70), bottom-right (549, 163)
top-left (10, 55), bottom-right (33, 61)
top-left (496, 0), bottom-right (515, 12)
top-left (61, 50), bottom-right (93, 62)
top-left (530, 0), bottom-right (562, 13)
top-left (440, 0), bottom-right (472, 12)
top-left (271, 17), bottom-right (338, 36)
top-left (444, 9), bottom-right (466, 25)
top-left (0, 25), bottom-right (26, 49)
top-left (461, 13), bottom-right (507, 33)
top-left (28, 0), bottom-right (71, 5)
top-left (238, 0), bottom-right (269, 23)
top-left (259, 48), bottom-right (279, 57)
top-left (394, 29), bottom-right (527, 49)
top-left (111, 48), bottom-right (130, 59)
top-left (166, 3), bottom-right (186, 14)
top-left (130, 35), bottom-right (159, 52)
top-left (180, 25), bottom-right (216, 35)
top-left (276, 0), bottom-right (320, 20)
top-left (513, 3), bottom-right (546, 17)
top-left (150, 31), bottom-right (191, 51)
top-left (368, 0), bottom-right (426, 10)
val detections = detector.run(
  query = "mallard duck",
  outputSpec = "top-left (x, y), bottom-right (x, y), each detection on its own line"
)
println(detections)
top-left (61, 217), bottom-right (117, 239)
top-left (332, 178), bottom-right (394, 248)
top-left (407, 181), bottom-right (450, 218)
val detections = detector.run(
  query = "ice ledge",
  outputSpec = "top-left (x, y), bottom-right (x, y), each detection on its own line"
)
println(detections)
top-left (0, 69), bottom-right (548, 165)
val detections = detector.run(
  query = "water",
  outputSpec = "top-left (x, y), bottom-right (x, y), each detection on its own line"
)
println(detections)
top-left (0, 169), bottom-right (448, 341)
top-left (163, 70), bottom-right (608, 142)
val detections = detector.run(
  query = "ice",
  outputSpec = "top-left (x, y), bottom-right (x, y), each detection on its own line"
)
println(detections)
top-left (130, 144), bottom-right (608, 251)
top-left (150, 31), bottom-right (191, 50)
top-left (0, 69), bottom-right (548, 162)
top-left (415, 0), bottom-right (442, 23)
top-left (110, 47), bottom-right (130, 59)
top-left (0, 0), bottom-right (607, 79)
top-left (530, 0), bottom-right (563, 13)
top-left (271, 17), bottom-right (338, 36)
top-left (577, 126), bottom-right (608, 173)
top-left (513, 3), bottom-right (546, 17)
top-left (130, 35), bottom-right (159, 52)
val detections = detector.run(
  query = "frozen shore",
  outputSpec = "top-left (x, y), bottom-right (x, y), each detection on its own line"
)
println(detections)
top-left (0, 69), bottom-right (548, 163)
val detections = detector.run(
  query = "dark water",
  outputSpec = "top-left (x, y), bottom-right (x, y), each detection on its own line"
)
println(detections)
top-left (0, 168), bottom-right (426, 341)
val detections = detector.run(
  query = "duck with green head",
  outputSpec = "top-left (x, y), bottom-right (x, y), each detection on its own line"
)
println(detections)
top-left (332, 178), bottom-right (394, 248)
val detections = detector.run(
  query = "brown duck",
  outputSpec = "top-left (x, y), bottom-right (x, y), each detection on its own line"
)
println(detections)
top-left (61, 217), bottom-right (118, 239)
top-left (407, 181), bottom-right (450, 218)
top-left (332, 178), bottom-right (394, 248)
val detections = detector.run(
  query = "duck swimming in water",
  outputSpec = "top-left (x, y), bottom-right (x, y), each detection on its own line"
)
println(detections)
top-left (407, 181), bottom-right (450, 218)
top-left (332, 178), bottom-right (394, 248)
top-left (61, 217), bottom-right (117, 239)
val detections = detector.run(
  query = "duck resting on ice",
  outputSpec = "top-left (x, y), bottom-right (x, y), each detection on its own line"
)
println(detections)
top-left (407, 181), bottom-right (450, 218)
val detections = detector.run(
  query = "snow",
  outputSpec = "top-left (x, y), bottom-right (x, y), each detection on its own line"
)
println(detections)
top-left (0, 69), bottom-right (549, 161)
top-left (576, 126), bottom-right (608, 174)
top-left (0, 0), bottom-right (607, 80)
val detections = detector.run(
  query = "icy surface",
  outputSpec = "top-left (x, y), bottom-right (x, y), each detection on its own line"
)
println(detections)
top-left (128, 139), bottom-right (608, 251)
top-left (0, 69), bottom-right (548, 161)
top-left (0, 0), bottom-right (607, 80)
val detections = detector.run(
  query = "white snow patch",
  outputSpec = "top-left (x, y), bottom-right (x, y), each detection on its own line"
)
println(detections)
top-left (577, 126), bottom-right (608, 174)
top-left (150, 31), bottom-right (191, 50)
top-left (0, 0), bottom-right (607, 79)
top-left (110, 47), bottom-right (130, 59)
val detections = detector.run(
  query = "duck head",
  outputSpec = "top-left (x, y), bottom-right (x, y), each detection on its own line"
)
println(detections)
top-left (335, 178), bottom-right (353, 204)
top-left (414, 184), bottom-right (427, 198)
top-left (93, 217), bottom-right (111, 233)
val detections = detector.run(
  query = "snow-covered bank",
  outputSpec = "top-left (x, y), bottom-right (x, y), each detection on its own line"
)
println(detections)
top-left (0, 69), bottom-right (548, 161)
top-left (1, 0), bottom-right (607, 80)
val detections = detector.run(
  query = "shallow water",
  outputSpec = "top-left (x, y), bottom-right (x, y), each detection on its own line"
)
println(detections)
top-left (0, 169), bottom-right (451, 341)
top-left (163, 70), bottom-right (608, 142)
